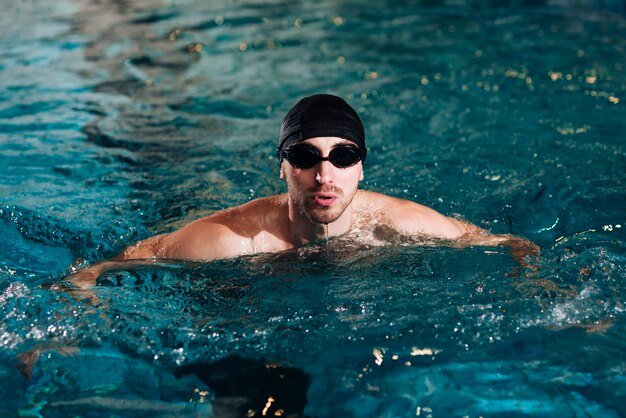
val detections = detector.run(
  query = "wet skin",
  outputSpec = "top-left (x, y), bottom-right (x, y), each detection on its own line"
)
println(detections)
top-left (67, 136), bottom-right (539, 288)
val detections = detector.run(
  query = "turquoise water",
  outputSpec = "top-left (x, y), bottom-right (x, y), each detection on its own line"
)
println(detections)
top-left (1, 0), bottom-right (625, 416)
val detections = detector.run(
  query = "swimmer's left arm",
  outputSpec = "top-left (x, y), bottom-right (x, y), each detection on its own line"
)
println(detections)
top-left (454, 219), bottom-right (540, 268)
top-left (389, 199), bottom-right (539, 267)
top-left (388, 198), bottom-right (469, 239)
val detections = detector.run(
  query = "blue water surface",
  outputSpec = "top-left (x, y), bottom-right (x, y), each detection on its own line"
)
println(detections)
top-left (1, 0), bottom-right (625, 416)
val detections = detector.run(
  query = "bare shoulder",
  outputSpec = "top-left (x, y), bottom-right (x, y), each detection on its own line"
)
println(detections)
top-left (156, 195), bottom-right (287, 260)
top-left (354, 190), bottom-right (467, 239)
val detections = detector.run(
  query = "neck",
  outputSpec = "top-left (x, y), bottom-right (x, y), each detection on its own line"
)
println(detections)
top-left (287, 201), bottom-right (354, 246)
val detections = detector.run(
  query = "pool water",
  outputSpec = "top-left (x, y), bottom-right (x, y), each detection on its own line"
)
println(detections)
top-left (1, 0), bottom-right (625, 416)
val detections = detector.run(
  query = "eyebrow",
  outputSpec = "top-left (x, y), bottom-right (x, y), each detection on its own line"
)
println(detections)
top-left (327, 141), bottom-right (358, 152)
top-left (293, 141), bottom-right (354, 150)
top-left (332, 141), bottom-right (354, 147)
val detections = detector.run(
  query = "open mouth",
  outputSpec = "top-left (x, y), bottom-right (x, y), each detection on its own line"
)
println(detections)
top-left (312, 194), bottom-right (337, 207)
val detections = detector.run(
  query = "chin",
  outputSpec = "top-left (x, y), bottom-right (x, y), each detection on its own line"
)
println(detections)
top-left (306, 208), bottom-right (344, 225)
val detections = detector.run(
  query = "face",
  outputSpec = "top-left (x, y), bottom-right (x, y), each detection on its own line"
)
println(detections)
top-left (280, 137), bottom-right (364, 225)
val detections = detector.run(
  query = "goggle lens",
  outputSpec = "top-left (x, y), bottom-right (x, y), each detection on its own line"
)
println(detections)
top-left (280, 145), bottom-right (364, 169)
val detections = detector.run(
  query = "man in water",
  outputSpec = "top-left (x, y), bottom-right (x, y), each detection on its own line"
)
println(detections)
top-left (70, 94), bottom-right (538, 287)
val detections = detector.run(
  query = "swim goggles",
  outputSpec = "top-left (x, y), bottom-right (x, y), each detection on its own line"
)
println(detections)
top-left (277, 144), bottom-right (366, 169)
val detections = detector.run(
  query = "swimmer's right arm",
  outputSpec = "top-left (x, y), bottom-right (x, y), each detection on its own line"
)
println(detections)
top-left (66, 220), bottom-right (254, 289)
top-left (67, 235), bottom-right (164, 290)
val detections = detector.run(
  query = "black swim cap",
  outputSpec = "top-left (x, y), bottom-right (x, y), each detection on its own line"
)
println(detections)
top-left (278, 94), bottom-right (366, 156)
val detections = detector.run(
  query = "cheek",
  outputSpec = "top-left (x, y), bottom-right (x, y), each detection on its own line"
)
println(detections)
top-left (337, 168), bottom-right (362, 188)
top-left (286, 169), bottom-right (313, 189)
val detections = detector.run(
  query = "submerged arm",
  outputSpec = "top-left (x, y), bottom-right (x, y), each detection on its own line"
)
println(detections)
top-left (388, 199), bottom-right (539, 267)
top-left (452, 219), bottom-right (540, 268)
top-left (67, 219), bottom-right (255, 290)
top-left (67, 235), bottom-right (164, 290)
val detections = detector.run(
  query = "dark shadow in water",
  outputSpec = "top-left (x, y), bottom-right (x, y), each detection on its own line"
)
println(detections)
top-left (175, 354), bottom-right (311, 417)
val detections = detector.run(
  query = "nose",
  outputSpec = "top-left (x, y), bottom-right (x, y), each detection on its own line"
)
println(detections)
top-left (315, 160), bottom-right (335, 185)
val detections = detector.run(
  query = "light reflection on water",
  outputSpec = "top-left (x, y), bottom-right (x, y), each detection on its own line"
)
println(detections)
top-left (1, 0), bottom-right (626, 416)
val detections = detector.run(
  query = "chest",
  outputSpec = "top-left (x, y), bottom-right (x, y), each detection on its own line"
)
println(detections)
top-left (250, 231), bottom-right (294, 253)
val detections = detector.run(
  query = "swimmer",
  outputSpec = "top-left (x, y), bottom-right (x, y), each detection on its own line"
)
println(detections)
top-left (69, 94), bottom-right (538, 288)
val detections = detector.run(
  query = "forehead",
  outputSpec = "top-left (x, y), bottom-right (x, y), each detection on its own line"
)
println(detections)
top-left (298, 136), bottom-right (353, 148)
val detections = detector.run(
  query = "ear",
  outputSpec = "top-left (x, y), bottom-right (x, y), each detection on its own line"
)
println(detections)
top-left (359, 166), bottom-right (364, 181)
top-left (279, 162), bottom-right (285, 179)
